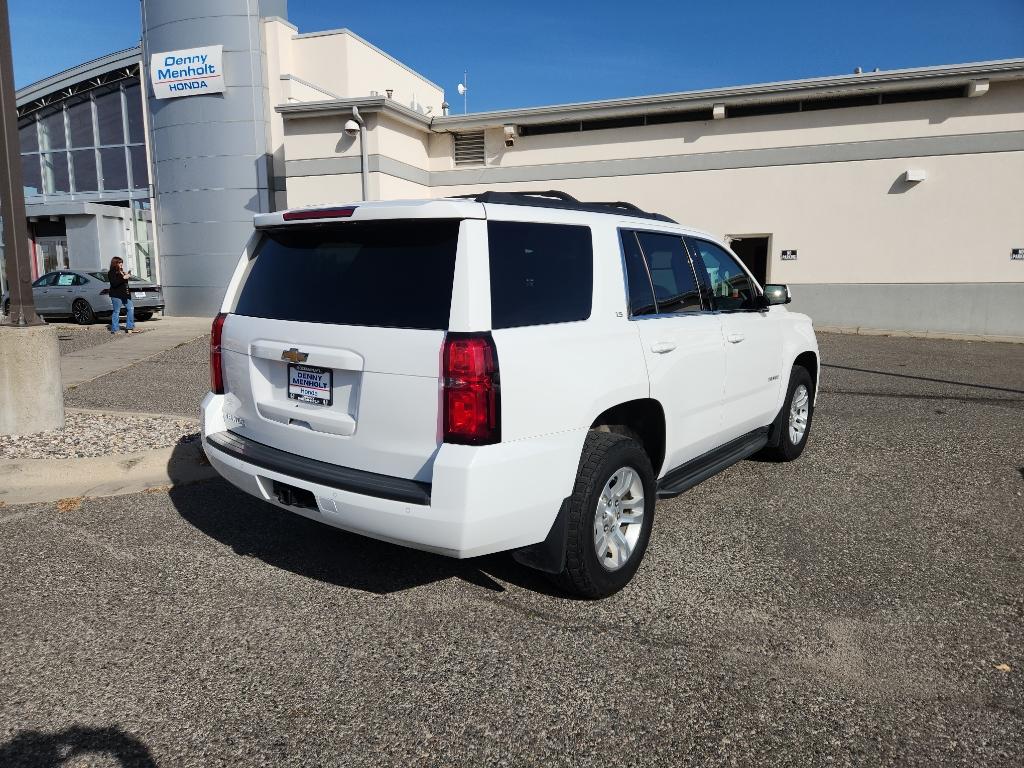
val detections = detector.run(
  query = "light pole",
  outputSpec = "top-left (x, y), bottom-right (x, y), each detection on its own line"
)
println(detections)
top-left (0, 0), bottom-right (63, 435)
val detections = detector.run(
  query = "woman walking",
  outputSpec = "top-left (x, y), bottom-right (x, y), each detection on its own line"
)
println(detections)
top-left (108, 257), bottom-right (137, 334)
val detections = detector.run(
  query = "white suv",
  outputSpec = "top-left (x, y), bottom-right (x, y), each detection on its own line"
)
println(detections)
top-left (201, 191), bottom-right (819, 598)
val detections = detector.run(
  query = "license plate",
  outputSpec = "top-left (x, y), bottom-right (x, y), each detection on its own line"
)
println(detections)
top-left (135, 292), bottom-right (146, 298)
top-left (288, 364), bottom-right (333, 405)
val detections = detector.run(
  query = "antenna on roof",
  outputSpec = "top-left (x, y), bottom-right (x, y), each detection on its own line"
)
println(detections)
top-left (456, 71), bottom-right (468, 114)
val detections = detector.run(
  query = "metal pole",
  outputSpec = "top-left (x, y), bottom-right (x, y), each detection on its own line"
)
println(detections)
top-left (351, 106), bottom-right (369, 201)
top-left (0, 0), bottom-right (40, 326)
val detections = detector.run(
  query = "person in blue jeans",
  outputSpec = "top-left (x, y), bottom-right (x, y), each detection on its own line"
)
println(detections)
top-left (107, 256), bottom-right (137, 334)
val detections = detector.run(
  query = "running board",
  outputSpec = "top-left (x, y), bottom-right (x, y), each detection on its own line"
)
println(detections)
top-left (656, 428), bottom-right (769, 499)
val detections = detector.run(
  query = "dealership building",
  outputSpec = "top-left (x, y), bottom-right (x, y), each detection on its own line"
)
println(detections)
top-left (3, 0), bottom-right (1022, 337)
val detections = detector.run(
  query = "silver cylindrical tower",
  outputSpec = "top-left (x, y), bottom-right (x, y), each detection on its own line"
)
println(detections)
top-left (141, 0), bottom-right (287, 316)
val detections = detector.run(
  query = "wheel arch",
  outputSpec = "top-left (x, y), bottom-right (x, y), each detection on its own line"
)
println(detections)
top-left (793, 350), bottom-right (819, 394)
top-left (589, 398), bottom-right (667, 477)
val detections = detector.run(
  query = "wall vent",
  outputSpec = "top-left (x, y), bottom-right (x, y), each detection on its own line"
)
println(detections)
top-left (453, 130), bottom-right (485, 166)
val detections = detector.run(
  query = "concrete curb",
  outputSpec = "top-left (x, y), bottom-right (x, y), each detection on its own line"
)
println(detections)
top-left (815, 325), bottom-right (1024, 344)
top-left (0, 441), bottom-right (218, 506)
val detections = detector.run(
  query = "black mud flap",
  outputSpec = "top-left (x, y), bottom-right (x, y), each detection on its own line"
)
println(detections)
top-left (511, 498), bottom-right (571, 574)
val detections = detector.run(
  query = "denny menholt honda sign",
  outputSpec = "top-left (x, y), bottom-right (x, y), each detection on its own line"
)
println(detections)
top-left (150, 45), bottom-right (225, 99)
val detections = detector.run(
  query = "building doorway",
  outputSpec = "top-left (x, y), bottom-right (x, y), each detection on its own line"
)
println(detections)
top-left (35, 236), bottom-right (69, 276)
top-left (727, 235), bottom-right (770, 286)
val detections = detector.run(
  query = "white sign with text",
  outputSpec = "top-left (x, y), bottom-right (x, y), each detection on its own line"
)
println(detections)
top-left (150, 45), bottom-right (225, 99)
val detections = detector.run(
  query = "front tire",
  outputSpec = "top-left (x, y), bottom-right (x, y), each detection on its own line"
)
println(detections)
top-left (552, 431), bottom-right (656, 599)
top-left (71, 298), bottom-right (96, 325)
top-left (762, 365), bottom-right (815, 462)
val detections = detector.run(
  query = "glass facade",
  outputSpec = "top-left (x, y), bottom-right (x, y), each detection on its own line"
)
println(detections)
top-left (18, 80), bottom-right (149, 200)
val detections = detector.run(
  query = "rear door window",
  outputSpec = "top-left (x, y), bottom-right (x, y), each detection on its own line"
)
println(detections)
top-left (234, 220), bottom-right (461, 330)
top-left (488, 221), bottom-right (593, 329)
top-left (634, 232), bottom-right (702, 313)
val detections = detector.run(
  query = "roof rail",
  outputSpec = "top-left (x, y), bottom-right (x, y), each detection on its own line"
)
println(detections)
top-left (452, 190), bottom-right (677, 223)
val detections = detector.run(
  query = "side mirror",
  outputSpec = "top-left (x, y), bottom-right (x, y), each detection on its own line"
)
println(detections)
top-left (763, 284), bottom-right (791, 306)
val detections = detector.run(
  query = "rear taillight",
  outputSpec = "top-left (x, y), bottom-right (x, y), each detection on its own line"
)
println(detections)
top-left (210, 312), bottom-right (227, 395)
top-left (443, 333), bottom-right (500, 445)
top-left (99, 288), bottom-right (109, 295)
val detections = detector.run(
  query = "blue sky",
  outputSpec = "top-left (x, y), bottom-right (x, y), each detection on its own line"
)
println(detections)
top-left (11, 0), bottom-right (1024, 111)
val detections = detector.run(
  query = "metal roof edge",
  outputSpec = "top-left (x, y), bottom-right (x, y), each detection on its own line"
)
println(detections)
top-left (16, 46), bottom-right (142, 107)
top-left (431, 58), bottom-right (1024, 130)
top-left (277, 96), bottom-right (433, 130)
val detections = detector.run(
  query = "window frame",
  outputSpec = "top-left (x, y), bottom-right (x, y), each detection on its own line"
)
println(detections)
top-left (684, 236), bottom-right (765, 314)
top-left (617, 227), bottom-right (710, 319)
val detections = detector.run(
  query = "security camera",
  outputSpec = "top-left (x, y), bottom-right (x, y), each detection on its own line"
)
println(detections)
top-left (503, 124), bottom-right (518, 148)
top-left (344, 119), bottom-right (360, 137)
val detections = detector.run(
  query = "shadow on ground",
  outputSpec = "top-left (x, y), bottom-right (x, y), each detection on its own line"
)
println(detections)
top-left (166, 442), bottom-right (565, 598)
top-left (0, 725), bottom-right (156, 768)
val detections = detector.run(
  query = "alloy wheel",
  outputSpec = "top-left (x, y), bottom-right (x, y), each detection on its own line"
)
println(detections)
top-left (789, 384), bottom-right (810, 444)
top-left (593, 466), bottom-right (645, 571)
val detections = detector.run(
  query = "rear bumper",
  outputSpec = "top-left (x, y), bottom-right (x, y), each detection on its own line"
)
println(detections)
top-left (200, 392), bottom-right (585, 559)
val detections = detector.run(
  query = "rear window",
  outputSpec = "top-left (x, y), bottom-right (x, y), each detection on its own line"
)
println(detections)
top-left (234, 220), bottom-right (460, 330)
top-left (488, 221), bottom-right (593, 329)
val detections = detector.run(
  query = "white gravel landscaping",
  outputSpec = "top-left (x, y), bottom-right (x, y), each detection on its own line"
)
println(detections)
top-left (0, 412), bottom-right (199, 460)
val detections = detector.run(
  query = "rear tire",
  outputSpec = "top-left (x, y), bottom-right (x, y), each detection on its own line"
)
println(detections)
top-left (550, 431), bottom-right (656, 599)
top-left (2, 299), bottom-right (8, 316)
top-left (71, 298), bottom-right (95, 325)
top-left (136, 311), bottom-right (153, 321)
top-left (761, 365), bottom-right (814, 462)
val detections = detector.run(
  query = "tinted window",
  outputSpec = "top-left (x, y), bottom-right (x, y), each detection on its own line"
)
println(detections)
top-left (71, 149), bottom-right (98, 192)
top-left (33, 273), bottom-right (58, 287)
top-left (234, 220), bottom-right (460, 330)
top-left (689, 239), bottom-right (756, 311)
top-left (635, 232), bottom-right (701, 313)
top-left (19, 121), bottom-right (38, 153)
top-left (21, 154), bottom-right (41, 196)
top-left (99, 147), bottom-right (128, 190)
top-left (95, 90), bottom-right (124, 146)
top-left (42, 152), bottom-right (70, 193)
top-left (68, 99), bottom-right (95, 148)
top-left (124, 83), bottom-right (146, 144)
top-left (39, 110), bottom-right (66, 151)
top-left (620, 230), bottom-right (657, 316)
top-left (129, 145), bottom-right (148, 189)
top-left (488, 221), bottom-right (593, 329)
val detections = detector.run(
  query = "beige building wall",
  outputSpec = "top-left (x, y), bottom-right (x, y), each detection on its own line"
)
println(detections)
top-left (434, 151), bottom-right (1024, 285)
top-left (276, 51), bottom-right (1024, 336)
top-left (286, 29), bottom-right (443, 116)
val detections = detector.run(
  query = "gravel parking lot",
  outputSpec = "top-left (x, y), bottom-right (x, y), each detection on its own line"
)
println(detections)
top-left (2, 332), bottom-right (1022, 767)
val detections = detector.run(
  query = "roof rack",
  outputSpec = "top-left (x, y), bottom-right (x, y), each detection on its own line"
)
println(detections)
top-left (452, 190), bottom-right (677, 223)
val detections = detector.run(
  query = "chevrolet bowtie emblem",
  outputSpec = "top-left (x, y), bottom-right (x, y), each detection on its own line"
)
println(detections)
top-left (281, 348), bottom-right (309, 363)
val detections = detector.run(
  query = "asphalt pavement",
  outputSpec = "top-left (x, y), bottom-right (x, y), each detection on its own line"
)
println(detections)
top-left (1, 332), bottom-right (1022, 767)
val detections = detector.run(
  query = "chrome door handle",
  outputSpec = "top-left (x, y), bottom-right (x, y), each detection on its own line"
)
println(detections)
top-left (726, 332), bottom-right (745, 344)
top-left (650, 341), bottom-right (677, 354)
